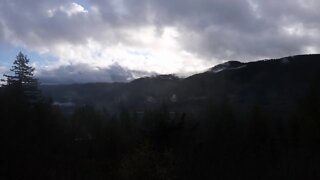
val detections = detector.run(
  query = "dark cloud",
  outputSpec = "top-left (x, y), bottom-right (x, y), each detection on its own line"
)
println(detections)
top-left (0, 0), bottom-right (92, 46)
top-left (135, 0), bottom-right (320, 60)
top-left (37, 63), bottom-right (155, 84)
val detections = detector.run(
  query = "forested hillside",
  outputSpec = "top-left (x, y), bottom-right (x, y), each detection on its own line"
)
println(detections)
top-left (42, 54), bottom-right (320, 118)
top-left (1, 53), bottom-right (320, 179)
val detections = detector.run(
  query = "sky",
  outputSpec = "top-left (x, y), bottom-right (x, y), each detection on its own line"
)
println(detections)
top-left (0, 0), bottom-right (320, 83)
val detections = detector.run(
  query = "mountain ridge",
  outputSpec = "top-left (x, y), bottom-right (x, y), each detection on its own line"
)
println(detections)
top-left (41, 54), bottom-right (320, 118)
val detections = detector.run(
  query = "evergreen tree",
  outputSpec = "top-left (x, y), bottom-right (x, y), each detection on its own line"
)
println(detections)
top-left (3, 52), bottom-right (41, 103)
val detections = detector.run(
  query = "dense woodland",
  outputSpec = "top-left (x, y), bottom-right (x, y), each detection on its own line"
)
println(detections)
top-left (1, 53), bottom-right (320, 179)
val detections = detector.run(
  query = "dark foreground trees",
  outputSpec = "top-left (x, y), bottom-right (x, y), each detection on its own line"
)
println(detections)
top-left (2, 52), bottom-right (41, 103)
top-left (0, 52), bottom-right (62, 179)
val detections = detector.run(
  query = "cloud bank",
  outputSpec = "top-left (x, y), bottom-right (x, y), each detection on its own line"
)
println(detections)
top-left (38, 63), bottom-right (156, 84)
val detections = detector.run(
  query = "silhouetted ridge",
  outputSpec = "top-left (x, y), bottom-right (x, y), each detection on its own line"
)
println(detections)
top-left (41, 54), bottom-right (320, 118)
top-left (209, 60), bottom-right (245, 73)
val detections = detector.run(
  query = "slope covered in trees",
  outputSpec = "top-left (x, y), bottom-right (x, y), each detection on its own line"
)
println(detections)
top-left (1, 53), bottom-right (320, 179)
top-left (42, 54), bottom-right (320, 118)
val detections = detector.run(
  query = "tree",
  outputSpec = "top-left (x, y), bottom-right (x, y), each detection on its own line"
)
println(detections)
top-left (2, 52), bottom-right (41, 103)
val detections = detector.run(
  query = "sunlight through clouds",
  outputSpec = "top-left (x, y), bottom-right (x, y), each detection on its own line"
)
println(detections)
top-left (47, 26), bottom-right (209, 75)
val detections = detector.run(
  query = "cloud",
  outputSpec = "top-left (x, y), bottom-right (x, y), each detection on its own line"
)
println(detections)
top-left (137, 0), bottom-right (320, 60)
top-left (0, 65), bottom-right (8, 84)
top-left (47, 2), bottom-right (88, 17)
top-left (0, 65), bottom-right (7, 75)
top-left (37, 62), bottom-right (155, 84)
top-left (1, 0), bottom-right (320, 81)
top-left (106, 0), bottom-right (320, 60)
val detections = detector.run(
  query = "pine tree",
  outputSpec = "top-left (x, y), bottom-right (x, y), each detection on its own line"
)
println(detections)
top-left (3, 52), bottom-right (41, 103)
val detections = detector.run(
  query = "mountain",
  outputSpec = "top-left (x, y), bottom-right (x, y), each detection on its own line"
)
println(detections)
top-left (41, 54), bottom-right (320, 118)
top-left (209, 60), bottom-right (245, 73)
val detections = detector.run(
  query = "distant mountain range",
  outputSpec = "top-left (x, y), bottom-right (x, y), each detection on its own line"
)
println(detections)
top-left (41, 54), bottom-right (320, 118)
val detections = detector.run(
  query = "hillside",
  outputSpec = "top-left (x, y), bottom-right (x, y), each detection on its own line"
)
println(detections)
top-left (41, 54), bottom-right (320, 118)
top-left (3, 54), bottom-right (320, 180)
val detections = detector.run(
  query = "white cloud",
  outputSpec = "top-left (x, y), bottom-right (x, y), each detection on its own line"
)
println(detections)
top-left (47, 2), bottom-right (88, 18)
top-left (0, 65), bottom-right (8, 84)
top-left (303, 46), bottom-right (320, 54)
top-left (43, 26), bottom-right (211, 75)
top-left (0, 65), bottom-right (7, 75)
